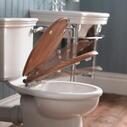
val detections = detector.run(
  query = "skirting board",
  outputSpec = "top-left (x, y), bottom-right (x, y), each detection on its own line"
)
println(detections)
top-left (0, 94), bottom-right (20, 127)
top-left (77, 72), bottom-right (127, 95)
top-left (53, 71), bottom-right (127, 96)
top-left (0, 94), bottom-right (20, 106)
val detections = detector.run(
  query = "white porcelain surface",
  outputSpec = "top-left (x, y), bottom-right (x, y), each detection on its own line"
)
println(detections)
top-left (0, 18), bottom-right (38, 81)
top-left (30, 10), bottom-right (109, 38)
top-left (10, 79), bottom-right (102, 118)
top-left (30, 10), bottom-right (110, 25)
top-left (9, 79), bottom-right (102, 127)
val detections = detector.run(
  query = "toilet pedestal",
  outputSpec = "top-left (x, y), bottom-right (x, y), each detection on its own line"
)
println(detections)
top-left (21, 95), bottom-right (84, 127)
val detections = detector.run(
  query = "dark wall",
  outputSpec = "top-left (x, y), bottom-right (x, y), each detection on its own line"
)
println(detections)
top-left (80, 0), bottom-right (127, 74)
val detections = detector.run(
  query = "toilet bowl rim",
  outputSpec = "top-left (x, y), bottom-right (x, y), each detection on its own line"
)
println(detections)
top-left (9, 78), bottom-right (103, 100)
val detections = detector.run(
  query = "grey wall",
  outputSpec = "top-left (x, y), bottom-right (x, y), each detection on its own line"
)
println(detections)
top-left (80, 0), bottom-right (127, 74)
top-left (0, 0), bottom-right (53, 18)
top-left (66, 0), bottom-right (80, 11)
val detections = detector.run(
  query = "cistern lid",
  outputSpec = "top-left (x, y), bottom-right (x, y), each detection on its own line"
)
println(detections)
top-left (23, 18), bottom-right (98, 84)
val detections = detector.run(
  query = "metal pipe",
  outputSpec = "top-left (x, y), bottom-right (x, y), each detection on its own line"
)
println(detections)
top-left (31, 27), bottom-right (44, 33)
top-left (70, 24), bottom-right (79, 81)
top-left (92, 25), bottom-right (102, 78)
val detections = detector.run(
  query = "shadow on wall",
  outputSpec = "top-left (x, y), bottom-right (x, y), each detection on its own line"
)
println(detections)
top-left (80, 0), bottom-right (127, 74)
top-left (0, 82), bottom-right (15, 99)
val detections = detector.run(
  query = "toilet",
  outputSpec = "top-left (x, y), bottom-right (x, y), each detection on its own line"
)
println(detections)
top-left (7, 18), bottom-right (103, 127)
top-left (0, 17), bottom-right (104, 127)
top-left (10, 78), bottom-right (102, 127)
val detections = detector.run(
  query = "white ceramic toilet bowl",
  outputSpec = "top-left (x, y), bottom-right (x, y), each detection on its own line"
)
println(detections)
top-left (10, 79), bottom-right (103, 127)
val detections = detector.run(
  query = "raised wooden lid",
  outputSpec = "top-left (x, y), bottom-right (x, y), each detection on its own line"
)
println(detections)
top-left (23, 18), bottom-right (69, 77)
top-left (23, 18), bottom-right (98, 84)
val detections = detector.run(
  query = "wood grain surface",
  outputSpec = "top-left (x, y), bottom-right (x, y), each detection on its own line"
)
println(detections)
top-left (85, 94), bottom-right (127, 127)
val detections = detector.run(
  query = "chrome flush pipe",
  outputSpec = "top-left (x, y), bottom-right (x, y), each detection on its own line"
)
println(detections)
top-left (91, 25), bottom-right (102, 78)
top-left (70, 24), bottom-right (79, 81)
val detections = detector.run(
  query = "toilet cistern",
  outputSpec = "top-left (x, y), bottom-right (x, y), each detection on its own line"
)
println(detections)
top-left (0, 18), bottom-right (38, 81)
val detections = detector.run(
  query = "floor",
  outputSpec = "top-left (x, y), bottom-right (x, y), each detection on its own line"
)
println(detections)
top-left (0, 94), bottom-right (127, 127)
top-left (85, 94), bottom-right (127, 127)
